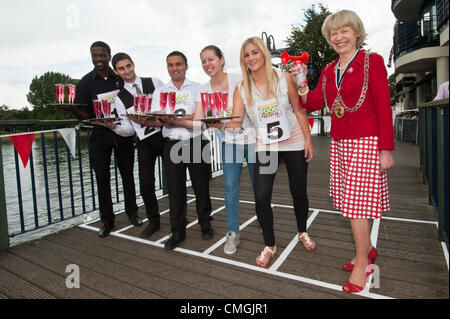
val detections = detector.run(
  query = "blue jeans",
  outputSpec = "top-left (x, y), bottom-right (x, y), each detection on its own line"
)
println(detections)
top-left (222, 142), bottom-right (256, 233)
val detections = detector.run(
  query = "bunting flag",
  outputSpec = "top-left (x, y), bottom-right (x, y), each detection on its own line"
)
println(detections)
top-left (9, 133), bottom-right (35, 168)
top-left (308, 117), bottom-right (314, 129)
top-left (58, 128), bottom-right (77, 158)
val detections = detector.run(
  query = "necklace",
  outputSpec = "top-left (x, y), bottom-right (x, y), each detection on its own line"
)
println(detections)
top-left (335, 49), bottom-right (359, 90)
top-left (337, 50), bottom-right (359, 70)
top-left (323, 51), bottom-right (370, 119)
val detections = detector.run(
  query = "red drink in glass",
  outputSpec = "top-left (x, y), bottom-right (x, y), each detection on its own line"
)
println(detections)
top-left (208, 93), bottom-right (216, 117)
top-left (139, 96), bottom-right (146, 113)
top-left (221, 92), bottom-right (229, 115)
top-left (67, 84), bottom-right (75, 104)
top-left (145, 97), bottom-right (152, 114)
top-left (168, 92), bottom-right (176, 113)
top-left (102, 100), bottom-right (111, 118)
top-left (55, 84), bottom-right (65, 104)
top-left (133, 96), bottom-right (139, 113)
top-left (93, 100), bottom-right (101, 118)
top-left (160, 92), bottom-right (168, 113)
top-left (201, 93), bottom-right (209, 115)
top-left (214, 92), bottom-right (222, 114)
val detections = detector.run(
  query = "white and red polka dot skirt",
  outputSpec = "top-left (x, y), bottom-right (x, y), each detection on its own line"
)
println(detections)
top-left (329, 136), bottom-right (390, 219)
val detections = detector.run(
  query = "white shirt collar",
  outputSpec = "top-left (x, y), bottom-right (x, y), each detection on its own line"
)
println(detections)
top-left (124, 76), bottom-right (142, 94)
top-left (166, 78), bottom-right (194, 91)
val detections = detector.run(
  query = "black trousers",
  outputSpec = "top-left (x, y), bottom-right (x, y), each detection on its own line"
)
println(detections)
top-left (89, 129), bottom-right (138, 224)
top-left (254, 150), bottom-right (309, 247)
top-left (137, 131), bottom-right (165, 223)
top-left (163, 135), bottom-right (212, 235)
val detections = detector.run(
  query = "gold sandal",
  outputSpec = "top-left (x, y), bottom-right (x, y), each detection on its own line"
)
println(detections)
top-left (298, 233), bottom-right (316, 251)
top-left (256, 246), bottom-right (276, 267)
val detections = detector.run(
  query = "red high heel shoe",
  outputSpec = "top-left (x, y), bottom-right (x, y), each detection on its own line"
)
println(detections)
top-left (342, 268), bottom-right (374, 294)
top-left (342, 247), bottom-right (378, 271)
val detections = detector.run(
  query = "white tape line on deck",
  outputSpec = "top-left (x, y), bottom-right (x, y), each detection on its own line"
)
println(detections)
top-left (269, 210), bottom-right (320, 272)
top-left (83, 195), bottom-right (450, 299)
top-left (79, 221), bottom-right (393, 299)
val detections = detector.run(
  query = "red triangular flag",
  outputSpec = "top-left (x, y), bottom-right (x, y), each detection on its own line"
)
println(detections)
top-left (308, 117), bottom-right (314, 129)
top-left (9, 133), bottom-right (35, 168)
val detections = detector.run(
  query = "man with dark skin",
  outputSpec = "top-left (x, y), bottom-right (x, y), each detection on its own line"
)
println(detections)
top-left (72, 41), bottom-right (142, 237)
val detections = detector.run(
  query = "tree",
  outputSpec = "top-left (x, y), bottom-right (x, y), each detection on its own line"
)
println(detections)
top-left (0, 104), bottom-right (34, 121)
top-left (388, 73), bottom-right (396, 98)
top-left (285, 4), bottom-right (340, 135)
top-left (285, 3), bottom-right (338, 90)
top-left (27, 71), bottom-right (79, 120)
top-left (0, 105), bottom-right (9, 120)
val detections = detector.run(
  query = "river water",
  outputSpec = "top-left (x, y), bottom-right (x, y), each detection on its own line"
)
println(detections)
top-left (1, 120), bottom-right (326, 246)
top-left (1, 134), bottom-right (145, 246)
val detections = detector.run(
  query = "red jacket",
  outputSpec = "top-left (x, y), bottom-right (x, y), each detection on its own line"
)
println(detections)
top-left (300, 50), bottom-right (395, 150)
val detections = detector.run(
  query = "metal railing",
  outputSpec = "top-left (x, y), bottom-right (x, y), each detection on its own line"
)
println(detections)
top-left (0, 120), bottom-right (223, 249)
top-left (393, 20), bottom-right (440, 61)
top-left (419, 98), bottom-right (449, 247)
top-left (437, 0), bottom-right (449, 32)
top-left (394, 117), bottom-right (419, 144)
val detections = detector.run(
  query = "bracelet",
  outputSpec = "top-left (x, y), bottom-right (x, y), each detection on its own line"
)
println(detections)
top-left (298, 86), bottom-right (309, 96)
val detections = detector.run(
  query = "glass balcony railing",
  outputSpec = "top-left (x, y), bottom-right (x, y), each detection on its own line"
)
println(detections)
top-left (436, 0), bottom-right (449, 31)
top-left (393, 0), bottom-right (442, 60)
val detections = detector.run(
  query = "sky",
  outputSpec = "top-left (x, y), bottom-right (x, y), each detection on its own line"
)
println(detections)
top-left (0, 0), bottom-right (397, 110)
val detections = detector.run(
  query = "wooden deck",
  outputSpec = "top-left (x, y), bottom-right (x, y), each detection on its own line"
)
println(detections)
top-left (0, 136), bottom-right (448, 301)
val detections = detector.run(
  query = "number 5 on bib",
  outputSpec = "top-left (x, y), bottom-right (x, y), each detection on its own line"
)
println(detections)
top-left (257, 100), bottom-right (290, 144)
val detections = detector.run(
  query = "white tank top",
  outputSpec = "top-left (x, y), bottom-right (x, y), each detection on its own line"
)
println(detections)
top-left (241, 68), bottom-right (305, 152)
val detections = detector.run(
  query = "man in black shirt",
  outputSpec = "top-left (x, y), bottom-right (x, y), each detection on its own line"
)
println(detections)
top-left (73, 41), bottom-right (142, 237)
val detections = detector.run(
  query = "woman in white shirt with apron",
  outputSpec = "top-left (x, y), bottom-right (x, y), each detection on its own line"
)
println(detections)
top-left (195, 45), bottom-right (256, 255)
top-left (227, 36), bottom-right (316, 267)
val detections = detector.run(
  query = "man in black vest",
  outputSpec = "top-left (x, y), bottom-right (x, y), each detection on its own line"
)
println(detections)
top-left (111, 52), bottom-right (166, 239)
top-left (73, 41), bottom-right (141, 238)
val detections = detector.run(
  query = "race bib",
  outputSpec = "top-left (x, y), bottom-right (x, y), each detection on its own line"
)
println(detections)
top-left (97, 90), bottom-right (120, 118)
top-left (127, 106), bottom-right (160, 140)
top-left (256, 99), bottom-right (290, 144)
top-left (221, 107), bottom-right (233, 118)
top-left (168, 92), bottom-right (190, 116)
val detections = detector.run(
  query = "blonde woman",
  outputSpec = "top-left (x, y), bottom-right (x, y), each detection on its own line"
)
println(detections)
top-left (295, 10), bottom-right (394, 293)
top-left (226, 37), bottom-right (315, 268)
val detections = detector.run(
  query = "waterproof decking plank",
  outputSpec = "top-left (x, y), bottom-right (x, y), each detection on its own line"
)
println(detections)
top-left (1, 136), bottom-right (447, 299)
top-left (0, 263), bottom-right (56, 299)
top-left (11, 242), bottom-right (158, 299)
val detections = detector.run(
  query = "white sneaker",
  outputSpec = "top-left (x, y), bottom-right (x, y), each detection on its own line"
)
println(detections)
top-left (224, 231), bottom-right (240, 255)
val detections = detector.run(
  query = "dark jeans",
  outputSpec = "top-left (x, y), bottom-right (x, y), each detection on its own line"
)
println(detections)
top-left (89, 129), bottom-right (137, 224)
top-left (137, 131), bottom-right (165, 223)
top-left (254, 150), bottom-right (309, 247)
top-left (163, 135), bottom-right (212, 235)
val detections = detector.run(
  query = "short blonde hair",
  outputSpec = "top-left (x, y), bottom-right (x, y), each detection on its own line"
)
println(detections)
top-left (321, 10), bottom-right (367, 48)
top-left (239, 37), bottom-right (279, 107)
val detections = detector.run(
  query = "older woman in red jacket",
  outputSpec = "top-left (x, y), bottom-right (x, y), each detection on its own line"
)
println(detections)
top-left (295, 10), bottom-right (394, 293)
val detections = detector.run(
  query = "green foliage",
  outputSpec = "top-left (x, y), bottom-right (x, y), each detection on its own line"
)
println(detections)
top-left (285, 3), bottom-right (338, 89)
top-left (26, 71), bottom-right (79, 120)
top-left (388, 73), bottom-right (396, 98)
top-left (0, 105), bottom-right (32, 120)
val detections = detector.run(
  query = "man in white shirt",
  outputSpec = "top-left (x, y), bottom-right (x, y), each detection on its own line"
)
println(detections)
top-left (151, 51), bottom-right (214, 250)
top-left (111, 52), bottom-right (166, 239)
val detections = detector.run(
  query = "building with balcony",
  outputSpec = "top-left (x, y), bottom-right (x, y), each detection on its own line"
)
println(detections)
top-left (391, 0), bottom-right (449, 112)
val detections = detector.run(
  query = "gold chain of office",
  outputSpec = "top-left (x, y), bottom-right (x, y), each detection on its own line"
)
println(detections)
top-left (322, 51), bottom-right (371, 119)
